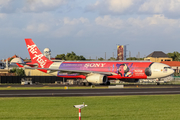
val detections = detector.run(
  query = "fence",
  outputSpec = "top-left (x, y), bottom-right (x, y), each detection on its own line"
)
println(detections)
top-left (0, 76), bottom-right (64, 84)
top-left (1, 76), bottom-right (180, 84)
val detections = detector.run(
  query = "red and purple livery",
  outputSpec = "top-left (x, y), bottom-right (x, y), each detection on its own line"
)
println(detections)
top-left (17, 39), bottom-right (174, 85)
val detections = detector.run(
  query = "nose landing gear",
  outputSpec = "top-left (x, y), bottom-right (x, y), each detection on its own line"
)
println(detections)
top-left (156, 82), bottom-right (160, 85)
top-left (156, 78), bottom-right (160, 85)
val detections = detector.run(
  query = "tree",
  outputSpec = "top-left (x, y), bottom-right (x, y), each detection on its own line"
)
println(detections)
top-left (9, 68), bottom-right (26, 76)
top-left (126, 57), bottom-right (144, 60)
top-left (167, 51), bottom-right (180, 61)
top-left (79, 55), bottom-right (86, 60)
top-left (55, 52), bottom-right (86, 60)
top-left (108, 57), bottom-right (116, 61)
top-left (55, 54), bottom-right (66, 60)
top-left (66, 52), bottom-right (78, 60)
top-left (98, 57), bottom-right (104, 61)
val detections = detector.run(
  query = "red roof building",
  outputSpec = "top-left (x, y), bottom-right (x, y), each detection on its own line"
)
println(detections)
top-left (4, 55), bottom-right (24, 62)
top-left (161, 61), bottom-right (180, 73)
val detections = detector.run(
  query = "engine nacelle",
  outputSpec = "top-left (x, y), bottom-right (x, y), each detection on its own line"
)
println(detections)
top-left (86, 74), bottom-right (107, 84)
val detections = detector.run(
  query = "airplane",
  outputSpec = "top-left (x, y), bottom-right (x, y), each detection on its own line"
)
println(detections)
top-left (17, 38), bottom-right (174, 85)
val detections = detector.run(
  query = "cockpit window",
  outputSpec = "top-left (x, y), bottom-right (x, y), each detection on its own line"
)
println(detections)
top-left (145, 67), bottom-right (152, 76)
top-left (164, 67), bottom-right (171, 69)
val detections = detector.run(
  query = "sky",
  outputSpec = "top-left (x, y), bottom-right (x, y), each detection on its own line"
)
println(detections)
top-left (0, 0), bottom-right (180, 60)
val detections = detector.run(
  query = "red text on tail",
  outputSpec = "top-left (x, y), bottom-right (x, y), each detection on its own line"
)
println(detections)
top-left (25, 38), bottom-right (53, 68)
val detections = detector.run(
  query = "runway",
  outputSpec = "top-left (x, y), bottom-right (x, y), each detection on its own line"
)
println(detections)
top-left (0, 87), bottom-right (180, 97)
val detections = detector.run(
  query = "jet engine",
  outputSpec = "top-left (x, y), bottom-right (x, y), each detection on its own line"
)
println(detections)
top-left (86, 74), bottom-right (107, 84)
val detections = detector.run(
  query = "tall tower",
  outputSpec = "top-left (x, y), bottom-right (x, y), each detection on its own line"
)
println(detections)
top-left (117, 45), bottom-right (127, 60)
top-left (43, 48), bottom-right (51, 60)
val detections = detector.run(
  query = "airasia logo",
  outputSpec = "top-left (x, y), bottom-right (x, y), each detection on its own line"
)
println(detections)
top-left (27, 44), bottom-right (47, 68)
top-left (84, 63), bottom-right (106, 68)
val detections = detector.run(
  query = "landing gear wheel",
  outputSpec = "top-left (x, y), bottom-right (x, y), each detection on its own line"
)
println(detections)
top-left (77, 82), bottom-right (81, 86)
top-left (106, 81), bottom-right (110, 85)
top-left (85, 82), bottom-right (90, 86)
top-left (80, 82), bottom-right (85, 86)
top-left (156, 82), bottom-right (160, 85)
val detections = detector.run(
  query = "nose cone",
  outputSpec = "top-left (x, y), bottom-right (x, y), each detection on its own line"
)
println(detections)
top-left (169, 68), bottom-right (174, 75)
top-left (148, 63), bottom-right (174, 79)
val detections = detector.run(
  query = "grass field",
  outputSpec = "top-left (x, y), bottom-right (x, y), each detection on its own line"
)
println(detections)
top-left (0, 95), bottom-right (180, 120)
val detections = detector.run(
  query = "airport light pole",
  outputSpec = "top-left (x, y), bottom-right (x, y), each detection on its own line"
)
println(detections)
top-left (79, 108), bottom-right (81, 120)
top-left (74, 102), bottom-right (87, 120)
top-left (124, 44), bottom-right (129, 60)
top-left (113, 49), bottom-right (116, 59)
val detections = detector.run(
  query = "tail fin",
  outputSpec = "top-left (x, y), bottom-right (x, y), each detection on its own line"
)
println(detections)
top-left (25, 38), bottom-right (53, 68)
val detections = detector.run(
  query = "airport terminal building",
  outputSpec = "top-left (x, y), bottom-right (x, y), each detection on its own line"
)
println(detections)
top-left (144, 51), bottom-right (172, 62)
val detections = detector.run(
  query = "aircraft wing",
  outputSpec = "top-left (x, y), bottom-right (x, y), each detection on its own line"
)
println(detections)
top-left (24, 67), bottom-right (114, 76)
top-left (17, 63), bottom-right (38, 67)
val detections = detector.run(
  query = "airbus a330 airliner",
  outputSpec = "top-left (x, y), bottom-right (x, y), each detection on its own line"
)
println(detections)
top-left (17, 38), bottom-right (174, 85)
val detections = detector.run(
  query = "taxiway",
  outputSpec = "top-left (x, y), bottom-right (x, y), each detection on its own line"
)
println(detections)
top-left (0, 87), bottom-right (180, 97)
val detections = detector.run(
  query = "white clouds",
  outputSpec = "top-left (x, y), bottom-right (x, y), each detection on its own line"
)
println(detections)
top-left (21, 12), bottom-right (55, 33)
top-left (86, 0), bottom-right (180, 18)
top-left (95, 15), bottom-right (180, 32)
top-left (76, 30), bottom-right (84, 37)
top-left (0, 0), bottom-right (11, 5)
top-left (138, 0), bottom-right (180, 18)
top-left (0, 0), bottom-right (179, 37)
top-left (139, 0), bottom-right (167, 13)
top-left (0, 13), bottom-right (6, 19)
top-left (25, 23), bottom-right (49, 32)
top-left (1, 0), bottom-right (180, 18)
top-left (139, 0), bottom-right (180, 13)
top-left (108, 0), bottom-right (133, 12)
top-left (129, 14), bottom-right (180, 32)
top-left (63, 17), bottom-right (89, 25)
top-left (52, 26), bottom-right (73, 38)
top-left (0, 0), bottom-right (18, 13)
top-left (23, 0), bottom-right (67, 12)
top-left (169, 0), bottom-right (180, 12)
top-left (147, 15), bottom-right (178, 26)
top-left (1, 0), bottom-right (180, 59)
top-left (95, 15), bottom-right (124, 29)
top-left (86, 0), bottom-right (134, 14)
top-left (0, 0), bottom-right (70, 13)
top-left (52, 17), bottom-right (90, 37)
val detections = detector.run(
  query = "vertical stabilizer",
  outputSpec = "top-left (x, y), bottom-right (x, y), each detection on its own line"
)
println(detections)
top-left (25, 38), bottom-right (53, 68)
